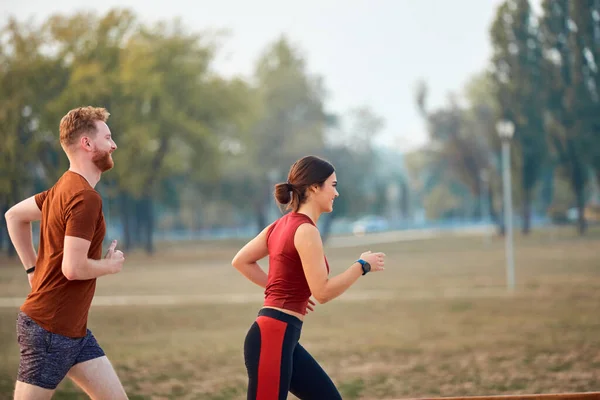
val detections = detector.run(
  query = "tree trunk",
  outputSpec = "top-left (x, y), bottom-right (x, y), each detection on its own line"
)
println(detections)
top-left (400, 180), bottom-right (410, 219)
top-left (321, 212), bottom-right (336, 244)
top-left (7, 235), bottom-right (16, 258)
top-left (0, 222), bottom-right (4, 252)
top-left (256, 205), bottom-right (267, 233)
top-left (575, 184), bottom-right (587, 235)
top-left (120, 193), bottom-right (132, 251)
top-left (570, 153), bottom-right (587, 235)
top-left (541, 165), bottom-right (554, 214)
top-left (7, 181), bottom-right (19, 258)
top-left (522, 188), bottom-right (531, 235)
top-left (0, 200), bottom-right (8, 251)
top-left (1, 201), bottom-right (7, 254)
top-left (143, 196), bottom-right (154, 255)
top-left (254, 180), bottom-right (272, 233)
top-left (135, 126), bottom-right (169, 253)
top-left (488, 184), bottom-right (503, 235)
top-left (134, 198), bottom-right (144, 248)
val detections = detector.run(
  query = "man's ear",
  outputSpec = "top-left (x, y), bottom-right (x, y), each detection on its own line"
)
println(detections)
top-left (80, 135), bottom-right (93, 152)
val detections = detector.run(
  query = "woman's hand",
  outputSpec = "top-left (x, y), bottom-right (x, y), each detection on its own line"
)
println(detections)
top-left (359, 250), bottom-right (386, 272)
top-left (306, 298), bottom-right (317, 313)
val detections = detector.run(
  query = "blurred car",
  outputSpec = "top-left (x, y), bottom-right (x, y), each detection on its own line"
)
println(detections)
top-left (352, 215), bottom-right (389, 236)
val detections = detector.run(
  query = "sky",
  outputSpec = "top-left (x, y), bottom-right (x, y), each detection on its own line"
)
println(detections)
top-left (2, 0), bottom-right (520, 153)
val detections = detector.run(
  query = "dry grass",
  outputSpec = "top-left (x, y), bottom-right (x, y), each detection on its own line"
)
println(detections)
top-left (0, 227), bottom-right (599, 399)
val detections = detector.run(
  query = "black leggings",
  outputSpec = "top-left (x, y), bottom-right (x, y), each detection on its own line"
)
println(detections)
top-left (244, 308), bottom-right (342, 400)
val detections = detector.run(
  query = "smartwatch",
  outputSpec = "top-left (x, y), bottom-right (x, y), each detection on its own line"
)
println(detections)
top-left (356, 259), bottom-right (371, 275)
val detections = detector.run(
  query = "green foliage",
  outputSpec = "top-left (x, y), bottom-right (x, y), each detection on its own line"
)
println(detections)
top-left (537, 0), bottom-right (597, 233)
top-left (217, 36), bottom-right (330, 230)
top-left (0, 9), bottom-right (256, 252)
top-left (415, 0), bottom-right (600, 234)
top-left (490, 0), bottom-right (548, 233)
top-left (413, 76), bottom-right (498, 222)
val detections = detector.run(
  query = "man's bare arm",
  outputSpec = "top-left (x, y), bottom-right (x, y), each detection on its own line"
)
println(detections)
top-left (5, 196), bottom-right (42, 272)
top-left (62, 237), bottom-right (124, 280)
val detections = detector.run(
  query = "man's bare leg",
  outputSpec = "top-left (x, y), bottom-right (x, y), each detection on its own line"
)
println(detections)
top-left (67, 356), bottom-right (127, 400)
top-left (13, 381), bottom-right (55, 400)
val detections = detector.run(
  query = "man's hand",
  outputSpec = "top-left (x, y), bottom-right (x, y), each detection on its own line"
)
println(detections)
top-left (27, 272), bottom-right (34, 288)
top-left (104, 240), bottom-right (125, 274)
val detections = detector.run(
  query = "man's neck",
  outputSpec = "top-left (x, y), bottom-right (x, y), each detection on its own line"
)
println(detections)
top-left (68, 161), bottom-right (101, 188)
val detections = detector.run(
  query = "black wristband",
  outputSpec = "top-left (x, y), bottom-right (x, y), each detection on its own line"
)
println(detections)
top-left (26, 266), bottom-right (35, 274)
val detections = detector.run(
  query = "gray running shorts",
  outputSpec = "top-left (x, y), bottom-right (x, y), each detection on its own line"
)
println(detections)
top-left (16, 311), bottom-right (105, 390)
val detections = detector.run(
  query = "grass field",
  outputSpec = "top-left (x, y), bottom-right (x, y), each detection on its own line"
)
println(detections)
top-left (1, 227), bottom-right (599, 399)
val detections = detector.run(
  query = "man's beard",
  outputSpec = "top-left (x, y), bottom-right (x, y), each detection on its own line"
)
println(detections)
top-left (92, 149), bottom-right (114, 172)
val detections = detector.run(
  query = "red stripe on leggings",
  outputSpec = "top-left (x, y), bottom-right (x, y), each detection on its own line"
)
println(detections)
top-left (256, 315), bottom-right (287, 399)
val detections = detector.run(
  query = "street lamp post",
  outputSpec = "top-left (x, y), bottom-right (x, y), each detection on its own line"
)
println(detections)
top-left (496, 120), bottom-right (515, 292)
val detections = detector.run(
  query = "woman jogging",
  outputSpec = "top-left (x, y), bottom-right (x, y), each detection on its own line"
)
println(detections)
top-left (232, 155), bottom-right (386, 399)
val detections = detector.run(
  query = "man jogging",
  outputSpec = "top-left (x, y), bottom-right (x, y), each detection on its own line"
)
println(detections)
top-left (5, 106), bottom-right (127, 399)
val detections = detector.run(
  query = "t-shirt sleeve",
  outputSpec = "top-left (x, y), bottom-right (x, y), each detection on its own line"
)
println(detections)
top-left (34, 190), bottom-right (49, 210)
top-left (65, 190), bottom-right (103, 241)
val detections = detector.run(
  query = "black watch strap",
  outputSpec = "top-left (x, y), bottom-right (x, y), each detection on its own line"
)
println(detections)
top-left (26, 266), bottom-right (35, 274)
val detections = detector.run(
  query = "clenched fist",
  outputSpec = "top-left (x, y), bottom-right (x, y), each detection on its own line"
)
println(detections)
top-left (105, 239), bottom-right (125, 274)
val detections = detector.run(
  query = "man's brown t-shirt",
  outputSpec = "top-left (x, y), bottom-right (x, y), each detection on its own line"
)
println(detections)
top-left (21, 170), bottom-right (106, 338)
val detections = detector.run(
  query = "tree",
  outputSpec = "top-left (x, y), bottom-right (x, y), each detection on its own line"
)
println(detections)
top-left (490, 0), bottom-right (547, 234)
top-left (113, 18), bottom-right (253, 252)
top-left (39, 9), bottom-right (138, 179)
top-left (0, 18), bottom-right (61, 256)
top-left (415, 82), bottom-right (492, 220)
top-left (539, 0), bottom-right (590, 234)
top-left (318, 106), bottom-right (387, 241)
top-left (463, 71), bottom-right (505, 229)
top-left (569, 1), bottom-right (600, 193)
top-left (230, 37), bottom-right (328, 231)
top-left (0, 9), bottom-right (255, 254)
top-left (423, 183), bottom-right (463, 220)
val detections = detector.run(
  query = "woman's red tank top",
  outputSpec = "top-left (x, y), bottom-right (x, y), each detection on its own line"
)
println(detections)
top-left (263, 212), bottom-right (330, 315)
